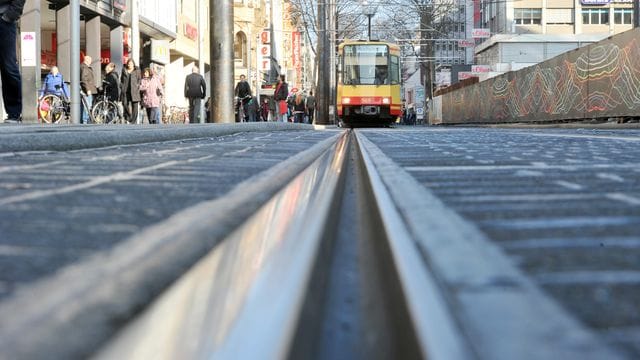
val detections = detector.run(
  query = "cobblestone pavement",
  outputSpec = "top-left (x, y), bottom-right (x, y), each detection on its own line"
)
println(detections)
top-left (0, 130), bottom-right (335, 301)
top-left (361, 127), bottom-right (640, 358)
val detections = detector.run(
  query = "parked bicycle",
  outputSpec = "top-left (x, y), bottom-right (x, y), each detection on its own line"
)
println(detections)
top-left (38, 82), bottom-right (94, 124)
top-left (92, 81), bottom-right (123, 124)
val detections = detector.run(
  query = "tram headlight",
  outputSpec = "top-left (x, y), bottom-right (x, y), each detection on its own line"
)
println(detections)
top-left (342, 97), bottom-right (351, 104)
top-left (382, 97), bottom-right (390, 104)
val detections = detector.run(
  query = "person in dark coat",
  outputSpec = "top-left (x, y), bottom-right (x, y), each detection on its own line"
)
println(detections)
top-left (305, 90), bottom-right (316, 124)
top-left (273, 75), bottom-right (288, 122)
top-left (120, 58), bottom-right (141, 124)
top-left (103, 62), bottom-right (120, 102)
top-left (184, 65), bottom-right (206, 124)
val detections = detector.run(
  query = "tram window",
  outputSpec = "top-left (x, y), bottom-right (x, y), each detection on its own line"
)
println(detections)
top-left (390, 55), bottom-right (399, 85)
top-left (343, 45), bottom-right (389, 85)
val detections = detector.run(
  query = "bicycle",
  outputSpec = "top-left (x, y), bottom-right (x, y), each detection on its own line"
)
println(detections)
top-left (38, 82), bottom-right (95, 124)
top-left (235, 95), bottom-right (251, 122)
top-left (92, 81), bottom-right (124, 124)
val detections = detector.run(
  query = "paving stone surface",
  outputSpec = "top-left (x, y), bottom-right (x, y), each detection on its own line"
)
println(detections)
top-left (0, 130), bottom-right (335, 301)
top-left (361, 127), bottom-right (640, 359)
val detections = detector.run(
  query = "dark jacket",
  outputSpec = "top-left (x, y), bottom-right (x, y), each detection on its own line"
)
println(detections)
top-left (305, 95), bottom-right (316, 111)
top-left (274, 81), bottom-right (288, 101)
top-left (120, 67), bottom-right (141, 102)
top-left (235, 80), bottom-right (251, 98)
top-left (184, 73), bottom-right (206, 99)
top-left (0, 0), bottom-right (26, 22)
top-left (103, 71), bottom-right (120, 102)
top-left (80, 63), bottom-right (98, 95)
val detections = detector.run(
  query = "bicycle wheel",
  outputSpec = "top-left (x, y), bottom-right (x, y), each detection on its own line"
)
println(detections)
top-left (92, 100), bottom-right (119, 124)
top-left (38, 95), bottom-right (63, 124)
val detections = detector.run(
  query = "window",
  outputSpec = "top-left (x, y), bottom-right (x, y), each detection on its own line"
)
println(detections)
top-left (582, 8), bottom-right (609, 25)
top-left (234, 32), bottom-right (247, 66)
top-left (342, 45), bottom-right (389, 85)
top-left (514, 8), bottom-right (542, 25)
top-left (390, 55), bottom-right (400, 85)
top-left (614, 8), bottom-right (632, 24)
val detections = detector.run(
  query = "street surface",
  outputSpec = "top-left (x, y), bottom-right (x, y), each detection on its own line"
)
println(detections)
top-left (0, 124), bottom-right (639, 358)
top-left (361, 127), bottom-right (640, 358)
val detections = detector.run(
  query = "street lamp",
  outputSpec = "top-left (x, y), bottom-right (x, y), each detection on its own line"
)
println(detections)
top-left (362, 1), bottom-right (377, 40)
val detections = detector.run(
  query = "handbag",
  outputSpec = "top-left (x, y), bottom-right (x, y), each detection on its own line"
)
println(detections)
top-left (279, 100), bottom-right (287, 115)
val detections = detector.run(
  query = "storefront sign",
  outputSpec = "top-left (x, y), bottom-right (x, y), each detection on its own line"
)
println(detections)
top-left (472, 28), bottom-right (491, 38)
top-left (292, 31), bottom-right (301, 72)
top-left (261, 30), bottom-right (270, 44)
top-left (151, 39), bottom-right (170, 64)
top-left (21, 32), bottom-right (37, 67)
top-left (184, 22), bottom-right (198, 41)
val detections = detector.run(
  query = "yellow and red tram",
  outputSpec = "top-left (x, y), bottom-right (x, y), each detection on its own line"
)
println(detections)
top-left (337, 40), bottom-right (402, 126)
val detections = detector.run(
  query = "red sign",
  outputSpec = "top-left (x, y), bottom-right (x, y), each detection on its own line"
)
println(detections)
top-left (292, 31), bottom-right (301, 72)
top-left (184, 23), bottom-right (198, 41)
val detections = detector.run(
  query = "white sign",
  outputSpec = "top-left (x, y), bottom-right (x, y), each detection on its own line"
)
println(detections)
top-left (436, 71), bottom-right (451, 86)
top-left (150, 39), bottom-right (170, 64)
top-left (458, 71), bottom-right (478, 80)
top-left (471, 65), bottom-right (491, 73)
top-left (458, 39), bottom-right (475, 48)
top-left (21, 32), bottom-right (37, 67)
top-left (472, 28), bottom-right (491, 38)
top-left (259, 43), bottom-right (271, 71)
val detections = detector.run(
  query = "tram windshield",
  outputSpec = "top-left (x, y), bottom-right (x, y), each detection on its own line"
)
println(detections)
top-left (343, 45), bottom-right (390, 85)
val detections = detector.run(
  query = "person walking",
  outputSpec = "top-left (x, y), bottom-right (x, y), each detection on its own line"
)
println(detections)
top-left (120, 58), bottom-right (141, 124)
top-left (273, 75), bottom-right (288, 122)
top-left (293, 91), bottom-right (306, 123)
top-left (0, 0), bottom-right (26, 123)
top-left (246, 96), bottom-right (259, 122)
top-left (80, 55), bottom-right (98, 124)
top-left (184, 65), bottom-right (206, 124)
top-left (140, 67), bottom-right (164, 124)
top-left (260, 98), bottom-right (269, 122)
top-left (305, 90), bottom-right (316, 124)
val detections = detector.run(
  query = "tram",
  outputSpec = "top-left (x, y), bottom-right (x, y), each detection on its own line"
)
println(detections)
top-left (337, 40), bottom-right (402, 126)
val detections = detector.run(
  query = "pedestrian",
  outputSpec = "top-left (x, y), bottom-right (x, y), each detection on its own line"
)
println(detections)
top-left (139, 67), bottom-right (163, 124)
top-left (305, 90), bottom-right (316, 124)
top-left (39, 66), bottom-right (69, 98)
top-left (274, 75), bottom-right (288, 122)
top-left (80, 55), bottom-right (98, 124)
top-left (293, 91), bottom-right (306, 123)
top-left (0, 0), bottom-right (26, 123)
top-left (184, 65), bottom-right (206, 124)
top-left (120, 58), bottom-right (141, 124)
top-left (103, 62), bottom-right (120, 103)
top-left (246, 96), bottom-right (259, 122)
top-left (260, 98), bottom-right (269, 122)
top-left (234, 74), bottom-right (251, 122)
